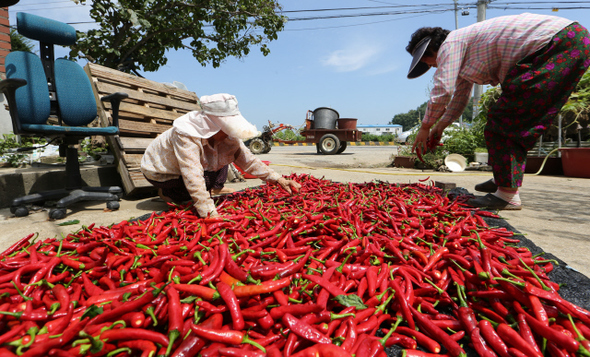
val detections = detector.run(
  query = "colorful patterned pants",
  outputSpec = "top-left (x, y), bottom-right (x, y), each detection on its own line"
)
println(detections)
top-left (485, 23), bottom-right (590, 188)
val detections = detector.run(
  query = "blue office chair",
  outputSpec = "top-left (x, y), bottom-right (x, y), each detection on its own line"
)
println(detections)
top-left (0, 13), bottom-right (128, 220)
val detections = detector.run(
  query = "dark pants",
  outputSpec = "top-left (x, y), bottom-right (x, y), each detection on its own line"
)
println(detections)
top-left (486, 23), bottom-right (590, 188)
top-left (146, 165), bottom-right (229, 203)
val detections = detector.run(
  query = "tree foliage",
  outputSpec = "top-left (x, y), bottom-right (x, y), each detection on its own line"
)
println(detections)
top-left (10, 29), bottom-right (34, 53)
top-left (71, 0), bottom-right (286, 73)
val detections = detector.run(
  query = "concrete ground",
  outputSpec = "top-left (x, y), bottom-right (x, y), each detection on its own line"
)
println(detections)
top-left (1, 145), bottom-right (589, 277)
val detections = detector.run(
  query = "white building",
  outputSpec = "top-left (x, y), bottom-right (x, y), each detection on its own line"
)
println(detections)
top-left (357, 124), bottom-right (402, 136)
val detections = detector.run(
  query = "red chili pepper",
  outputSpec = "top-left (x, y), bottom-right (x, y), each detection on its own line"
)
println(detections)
top-left (409, 306), bottom-right (466, 357)
top-left (173, 284), bottom-right (219, 300)
top-left (1, 233), bottom-right (35, 259)
top-left (88, 283), bottom-right (167, 326)
top-left (423, 246), bottom-right (449, 272)
top-left (165, 285), bottom-right (183, 355)
top-left (232, 277), bottom-right (291, 298)
top-left (118, 340), bottom-right (157, 357)
top-left (281, 313), bottom-right (331, 344)
top-left (523, 312), bottom-right (584, 355)
top-left (216, 281), bottom-right (245, 331)
top-left (171, 313), bottom-right (223, 357)
top-left (401, 350), bottom-right (450, 357)
top-left (20, 317), bottom-right (88, 357)
top-left (270, 303), bottom-right (323, 320)
top-left (218, 347), bottom-right (265, 357)
top-left (303, 274), bottom-right (345, 297)
top-left (189, 324), bottom-right (264, 352)
top-left (395, 326), bottom-right (441, 353)
top-left (390, 278), bottom-right (415, 330)
top-left (495, 323), bottom-right (543, 357)
top-left (100, 327), bottom-right (169, 348)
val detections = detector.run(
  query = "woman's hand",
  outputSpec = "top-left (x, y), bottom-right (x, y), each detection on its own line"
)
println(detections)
top-left (412, 126), bottom-right (431, 158)
top-left (277, 177), bottom-right (301, 195)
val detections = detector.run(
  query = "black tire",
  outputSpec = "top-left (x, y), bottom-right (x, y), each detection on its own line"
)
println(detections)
top-left (12, 206), bottom-right (29, 217)
top-left (49, 208), bottom-right (67, 220)
top-left (336, 141), bottom-right (348, 154)
top-left (318, 134), bottom-right (341, 155)
top-left (107, 201), bottom-right (120, 210)
top-left (262, 143), bottom-right (272, 153)
top-left (249, 138), bottom-right (266, 155)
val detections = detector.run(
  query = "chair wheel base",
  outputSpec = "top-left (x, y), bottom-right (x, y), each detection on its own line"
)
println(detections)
top-left (106, 201), bottom-right (120, 210)
top-left (49, 208), bottom-right (67, 220)
top-left (11, 206), bottom-right (29, 217)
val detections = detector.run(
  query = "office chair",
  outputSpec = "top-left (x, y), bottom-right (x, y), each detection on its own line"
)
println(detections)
top-left (0, 13), bottom-right (128, 220)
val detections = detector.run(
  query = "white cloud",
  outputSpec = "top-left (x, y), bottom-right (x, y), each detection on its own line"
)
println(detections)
top-left (321, 41), bottom-right (381, 72)
top-left (366, 62), bottom-right (400, 76)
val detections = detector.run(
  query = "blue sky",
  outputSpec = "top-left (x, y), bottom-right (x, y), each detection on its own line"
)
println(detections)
top-left (8, 1), bottom-right (590, 131)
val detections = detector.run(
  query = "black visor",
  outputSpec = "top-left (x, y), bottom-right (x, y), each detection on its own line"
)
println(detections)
top-left (407, 36), bottom-right (432, 79)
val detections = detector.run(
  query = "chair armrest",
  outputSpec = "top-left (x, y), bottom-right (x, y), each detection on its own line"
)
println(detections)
top-left (100, 92), bottom-right (128, 128)
top-left (0, 78), bottom-right (28, 135)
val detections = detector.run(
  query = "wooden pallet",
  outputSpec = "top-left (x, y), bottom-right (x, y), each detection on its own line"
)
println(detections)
top-left (84, 63), bottom-right (201, 195)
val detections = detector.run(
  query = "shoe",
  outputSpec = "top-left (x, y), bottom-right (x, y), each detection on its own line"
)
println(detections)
top-left (211, 187), bottom-right (235, 196)
top-left (467, 194), bottom-right (522, 210)
top-left (474, 179), bottom-right (498, 193)
top-left (158, 188), bottom-right (174, 203)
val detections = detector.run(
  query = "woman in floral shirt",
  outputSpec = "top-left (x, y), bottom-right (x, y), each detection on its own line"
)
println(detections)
top-left (141, 93), bottom-right (301, 217)
top-left (406, 13), bottom-right (590, 210)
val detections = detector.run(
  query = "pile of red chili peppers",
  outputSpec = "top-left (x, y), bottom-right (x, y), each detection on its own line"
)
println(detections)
top-left (1, 173), bottom-right (590, 357)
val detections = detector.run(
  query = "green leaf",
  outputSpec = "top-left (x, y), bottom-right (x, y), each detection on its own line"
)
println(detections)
top-left (81, 305), bottom-right (103, 319)
top-left (333, 294), bottom-right (367, 310)
top-left (57, 220), bottom-right (80, 226)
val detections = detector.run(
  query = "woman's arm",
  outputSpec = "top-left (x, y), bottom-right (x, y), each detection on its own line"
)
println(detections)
top-left (173, 133), bottom-right (218, 217)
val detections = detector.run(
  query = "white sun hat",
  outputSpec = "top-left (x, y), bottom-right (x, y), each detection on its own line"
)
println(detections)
top-left (173, 93), bottom-right (260, 140)
top-left (445, 154), bottom-right (467, 172)
top-left (201, 93), bottom-right (260, 140)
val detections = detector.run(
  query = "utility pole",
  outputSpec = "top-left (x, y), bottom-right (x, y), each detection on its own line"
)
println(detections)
top-left (454, 0), bottom-right (459, 30)
top-left (472, 0), bottom-right (488, 120)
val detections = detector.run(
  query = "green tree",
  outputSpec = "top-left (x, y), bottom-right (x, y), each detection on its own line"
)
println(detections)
top-left (391, 100), bottom-right (474, 131)
top-left (10, 29), bottom-right (34, 53)
top-left (71, 0), bottom-right (286, 74)
top-left (390, 102), bottom-right (427, 131)
top-left (274, 129), bottom-right (304, 141)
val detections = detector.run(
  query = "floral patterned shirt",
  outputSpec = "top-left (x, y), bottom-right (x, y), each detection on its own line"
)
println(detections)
top-left (140, 127), bottom-right (281, 216)
top-left (423, 13), bottom-right (574, 127)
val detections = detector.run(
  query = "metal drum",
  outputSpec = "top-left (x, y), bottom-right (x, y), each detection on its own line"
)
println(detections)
top-left (312, 107), bottom-right (339, 129)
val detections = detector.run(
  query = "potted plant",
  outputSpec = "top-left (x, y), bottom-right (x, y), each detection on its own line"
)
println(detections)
top-left (557, 69), bottom-right (590, 178)
top-left (474, 147), bottom-right (488, 164)
top-left (391, 144), bottom-right (417, 168)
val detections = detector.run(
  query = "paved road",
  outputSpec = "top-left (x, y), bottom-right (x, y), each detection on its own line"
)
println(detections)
top-left (1, 146), bottom-right (589, 277)
top-left (261, 144), bottom-right (400, 168)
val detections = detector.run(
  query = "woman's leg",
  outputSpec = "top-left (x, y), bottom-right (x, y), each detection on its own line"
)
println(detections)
top-left (470, 23), bottom-right (590, 209)
top-left (145, 176), bottom-right (192, 203)
top-left (204, 165), bottom-right (234, 195)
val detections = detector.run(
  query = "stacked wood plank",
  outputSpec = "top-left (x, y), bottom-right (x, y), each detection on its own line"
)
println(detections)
top-left (84, 63), bottom-right (200, 195)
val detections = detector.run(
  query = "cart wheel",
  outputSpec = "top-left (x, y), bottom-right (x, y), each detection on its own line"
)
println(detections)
top-left (337, 141), bottom-right (348, 154)
top-left (318, 134), bottom-right (341, 155)
top-left (249, 138), bottom-right (266, 154)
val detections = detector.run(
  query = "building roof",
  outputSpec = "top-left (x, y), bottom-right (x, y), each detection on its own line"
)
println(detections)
top-left (357, 124), bottom-right (402, 128)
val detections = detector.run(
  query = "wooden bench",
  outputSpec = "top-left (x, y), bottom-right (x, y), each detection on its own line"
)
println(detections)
top-left (84, 63), bottom-right (201, 195)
